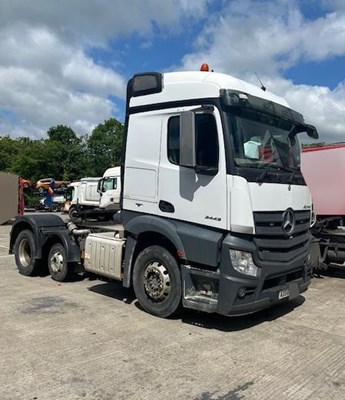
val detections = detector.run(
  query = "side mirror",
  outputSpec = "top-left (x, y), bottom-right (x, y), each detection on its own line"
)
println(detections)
top-left (305, 124), bottom-right (319, 140)
top-left (289, 123), bottom-right (319, 146)
top-left (97, 178), bottom-right (103, 193)
top-left (180, 111), bottom-right (196, 168)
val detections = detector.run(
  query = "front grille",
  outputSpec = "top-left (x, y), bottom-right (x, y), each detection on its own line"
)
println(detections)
top-left (253, 210), bottom-right (310, 263)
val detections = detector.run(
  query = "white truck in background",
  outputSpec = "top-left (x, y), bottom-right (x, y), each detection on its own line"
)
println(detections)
top-left (67, 168), bottom-right (121, 222)
top-left (98, 166), bottom-right (121, 210)
top-left (64, 181), bottom-right (81, 213)
top-left (10, 66), bottom-right (318, 318)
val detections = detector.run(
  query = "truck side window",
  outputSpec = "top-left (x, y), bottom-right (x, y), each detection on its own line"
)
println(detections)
top-left (168, 116), bottom-right (180, 164)
top-left (195, 114), bottom-right (219, 168)
top-left (102, 177), bottom-right (117, 192)
top-left (168, 114), bottom-right (219, 167)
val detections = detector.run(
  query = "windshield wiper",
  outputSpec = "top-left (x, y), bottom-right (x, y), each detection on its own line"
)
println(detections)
top-left (287, 167), bottom-right (300, 184)
top-left (256, 164), bottom-right (299, 183)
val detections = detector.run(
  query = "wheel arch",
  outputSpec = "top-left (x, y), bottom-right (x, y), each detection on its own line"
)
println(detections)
top-left (135, 231), bottom-right (179, 260)
top-left (10, 215), bottom-right (80, 264)
top-left (125, 214), bottom-right (186, 258)
top-left (10, 221), bottom-right (34, 254)
top-left (43, 231), bottom-right (81, 264)
top-left (122, 216), bottom-right (187, 288)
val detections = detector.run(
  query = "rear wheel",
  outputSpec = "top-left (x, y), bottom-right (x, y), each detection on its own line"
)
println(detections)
top-left (48, 243), bottom-right (72, 281)
top-left (50, 203), bottom-right (59, 212)
top-left (14, 230), bottom-right (41, 276)
top-left (133, 245), bottom-right (181, 318)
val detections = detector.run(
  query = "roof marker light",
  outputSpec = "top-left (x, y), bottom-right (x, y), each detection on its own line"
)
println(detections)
top-left (200, 63), bottom-right (209, 72)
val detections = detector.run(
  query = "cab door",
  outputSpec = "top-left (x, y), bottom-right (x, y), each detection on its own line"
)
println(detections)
top-left (99, 177), bottom-right (120, 209)
top-left (158, 106), bottom-right (228, 230)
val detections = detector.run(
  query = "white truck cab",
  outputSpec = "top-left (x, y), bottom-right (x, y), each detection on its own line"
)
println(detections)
top-left (98, 166), bottom-right (121, 210)
top-left (119, 69), bottom-right (317, 316)
top-left (10, 67), bottom-right (318, 318)
top-left (68, 177), bottom-right (101, 221)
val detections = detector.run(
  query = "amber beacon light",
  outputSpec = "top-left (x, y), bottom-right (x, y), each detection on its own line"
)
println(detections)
top-left (200, 63), bottom-right (209, 72)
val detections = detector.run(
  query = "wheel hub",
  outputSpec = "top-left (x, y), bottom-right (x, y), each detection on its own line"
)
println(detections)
top-left (50, 251), bottom-right (64, 273)
top-left (143, 262), bottom-right (170, 301)
top-left (18, 239), bottom-right (32, 268)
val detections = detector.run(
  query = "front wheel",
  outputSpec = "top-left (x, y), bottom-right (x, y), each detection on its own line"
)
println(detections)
top-left (133, 245), bottom-right (182, 318)
top-left (48, 243), bottom-right (72, 281)
top-left (14, 230), bottom-right (42, 276)
top-left (69, 206), bottom-right (81, 223)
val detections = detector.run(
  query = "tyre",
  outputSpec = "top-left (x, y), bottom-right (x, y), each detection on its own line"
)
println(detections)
top-left (48, 243), bottom-right (72, 282)
top-left (69, 206), bottom-right (81, 223)
top-left (50, 203), bottom-right (59, 212)
top-left (133, 245), bottom-right (182, 318)
top-left (14, 230), bottom-right (41, 276)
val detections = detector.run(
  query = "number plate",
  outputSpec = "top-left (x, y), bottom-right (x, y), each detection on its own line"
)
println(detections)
top-left (278, 288), bottom-right (289, 300)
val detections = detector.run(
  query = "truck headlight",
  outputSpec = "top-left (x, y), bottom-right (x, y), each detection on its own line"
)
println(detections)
top-left (230, 250), bottom-right (259, 277)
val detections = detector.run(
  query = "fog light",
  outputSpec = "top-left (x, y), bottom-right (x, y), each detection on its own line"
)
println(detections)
top-left (230, 250), bottom-right (259, 277)
top-left (238, 287), bottom-right (246, 299)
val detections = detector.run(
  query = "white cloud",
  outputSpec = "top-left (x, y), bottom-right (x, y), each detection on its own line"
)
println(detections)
top-left (0, 0), bottom-right (211, 138)
top-left (182, 0), bottom-right (345, 74)
top-left (0, 25), bottom-right (124, 138)
top-left (252, 76), bottom-right (345, 143)
top-left (180, 0), bottom-right (345, 142)
top-left (0, 0), bottom-right (210, 46)
top-left (1, 0), bottom-right (344, 143)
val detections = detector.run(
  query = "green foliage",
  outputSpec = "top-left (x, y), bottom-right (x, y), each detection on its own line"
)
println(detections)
top-left (47, 125), bottom-right (79, 146)
top-left (87, 118), bottom-right (124, 176)
top-left (0, 136), bottom-right (23, 172)
top-left (302, 142), bottom-right (326, 149)
top-left (46, 125), bottom-right (87, 180)
top-left (23, 190), bottom-right (40, 208)
top-left (0, 117), bottom-right (124, 182)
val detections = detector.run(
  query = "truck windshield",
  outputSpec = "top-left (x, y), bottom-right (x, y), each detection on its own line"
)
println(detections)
top-left (226, 108), bottom-right (302, 170)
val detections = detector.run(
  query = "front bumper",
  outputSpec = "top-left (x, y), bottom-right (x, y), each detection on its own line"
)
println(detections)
top-left (181, 233), bottom-right (312, 316)
top-left (182, 266), bottom-right (310, 316)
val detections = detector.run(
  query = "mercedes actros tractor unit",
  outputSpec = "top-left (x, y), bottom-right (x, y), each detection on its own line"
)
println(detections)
top-left (9, 65), bottom-right (318, 318)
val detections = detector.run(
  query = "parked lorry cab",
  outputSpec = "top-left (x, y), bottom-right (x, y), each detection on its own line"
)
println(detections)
top-left (302, 144), bottom-right (345, 270)
top-left (68, 177), bottom-right (100, 221)
top-left (9, 66), bottom-right (318, 318)
top-left (68, 170), bottom-right (121, 222)
top-left (64, 181), bottom-right (80, 213)
top-left (98, 166), bottom-right (121, 210)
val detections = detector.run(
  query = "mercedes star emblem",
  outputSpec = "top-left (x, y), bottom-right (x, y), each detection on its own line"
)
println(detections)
top-left (282, 209), bottom-right (295, 235)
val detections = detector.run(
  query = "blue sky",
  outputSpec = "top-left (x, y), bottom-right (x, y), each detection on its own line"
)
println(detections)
top-left (0, 0), bottom-right (345, 142)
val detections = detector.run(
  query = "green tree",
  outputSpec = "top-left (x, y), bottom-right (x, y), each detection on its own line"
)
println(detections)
top-left (46, 125), bottom-right (87, 180)
top-left (87, 118), bottom-right (124, 176)
top-left (47, 125), bottom-right (79, 147)
top-left (11, 139), bottom-right (65, 181)
top-left (0, 136), bottom-right (22, 172)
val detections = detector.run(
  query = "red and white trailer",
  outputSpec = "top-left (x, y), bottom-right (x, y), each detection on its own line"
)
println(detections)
top-left (302, 144), bottom-right (345, 268)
